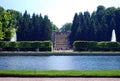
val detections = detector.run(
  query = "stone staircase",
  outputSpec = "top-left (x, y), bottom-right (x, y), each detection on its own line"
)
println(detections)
top-left (52, 32), bottom-right (71, 50)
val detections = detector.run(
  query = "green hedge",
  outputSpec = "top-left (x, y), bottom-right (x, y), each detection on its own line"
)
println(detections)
top-left (73, 41), bottom-right (120, 51)
top-left (0, 41), bottom-right (53, 51)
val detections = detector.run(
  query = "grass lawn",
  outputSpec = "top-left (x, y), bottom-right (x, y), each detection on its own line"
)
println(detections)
top-left (0, 70), bottom-right (120, 77)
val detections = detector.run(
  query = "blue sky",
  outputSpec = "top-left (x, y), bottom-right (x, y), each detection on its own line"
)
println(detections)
top-left (0, 0), bottom-right (120, 28)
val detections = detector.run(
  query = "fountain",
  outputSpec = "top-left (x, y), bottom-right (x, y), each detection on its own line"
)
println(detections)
top-left (111, 29), bottom-right (116, 42)
top-left (10, 29), bottom-right (17, 41)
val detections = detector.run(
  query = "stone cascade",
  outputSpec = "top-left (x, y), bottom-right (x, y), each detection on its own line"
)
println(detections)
top-left (52, 32), bottom-right (71, 50)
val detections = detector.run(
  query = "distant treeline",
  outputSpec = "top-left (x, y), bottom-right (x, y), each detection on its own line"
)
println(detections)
top-left (1, 5), bottom-right (120, 44)
top-left (70, 5), bottom-right (120, 45)
top-left (17, 11), bottom-right (58, 41)
top-left (0, 6), bottom-right (58, 41)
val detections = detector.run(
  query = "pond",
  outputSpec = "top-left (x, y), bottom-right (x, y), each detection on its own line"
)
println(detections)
top-left (0, 55), bottom-right (120, 70)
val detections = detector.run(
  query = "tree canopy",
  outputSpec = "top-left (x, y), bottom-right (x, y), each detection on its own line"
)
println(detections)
top-left (0, 6), bottom-right (18, 41)
top-left (1, 5), bottom-right (120, 43)
top-left (70, 5), bottom-right (120, 45)
top-left (17, 11), bottom-right (56, 41)
top-left (0, 6), bottom-right (58, 41)
top-left (60, 23), bottom-right (72, 32)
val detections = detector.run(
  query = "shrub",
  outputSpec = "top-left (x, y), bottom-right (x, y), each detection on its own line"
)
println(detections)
top-left (0, 41), bottom-right (53, 51)
top-left (73, 41), bottom-right (120, 51)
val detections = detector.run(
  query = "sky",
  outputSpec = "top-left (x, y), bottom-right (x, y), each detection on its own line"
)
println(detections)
top-left (0, 0), bottom-right (120, 28)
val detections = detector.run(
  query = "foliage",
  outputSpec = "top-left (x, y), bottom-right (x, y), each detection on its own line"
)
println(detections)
top-left (0, 22), bottom-right (4, 40)
top-left (0, 41), bottom-right (53, 51)
top-left (60, 23), bottom-right (72, 32)
top-left (0, 6), bottom-right (57, 41)
top-left (70, 5), bottom-right (120, 45)
top-left (51, 22), bottom-right (59, 32)
top-left (17, 11), bottom-right (55, 41)
top-left (73, 41), bottom-right (120, 51)
top-left (1, 5), bottom-right (120, 43)
top-left (0, 7), bottom-right (19, 41)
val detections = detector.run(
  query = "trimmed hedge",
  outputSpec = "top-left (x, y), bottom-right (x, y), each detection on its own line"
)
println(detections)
top-left (73, 41), bottom-right (120, 51)
top-left (0, 41), bottom-right (53, 51)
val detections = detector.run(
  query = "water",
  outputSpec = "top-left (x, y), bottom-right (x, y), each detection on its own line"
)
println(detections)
top-left (10, 29), bottom-right (17, 41)
top-left (0, 55), bottom-right (120, 70)
top-left (111, 29), bottom-right (116, 42)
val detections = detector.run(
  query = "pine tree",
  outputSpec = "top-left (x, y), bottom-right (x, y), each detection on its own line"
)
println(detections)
top-left (40, 15), bottom-right (52, 40)
top-left (70, 13), bottom-right (79, 45)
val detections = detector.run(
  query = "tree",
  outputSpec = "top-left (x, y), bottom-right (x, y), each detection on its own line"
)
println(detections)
top-left (17, 11), bottom-right (54, 41)
top-left (40, 15), bottom-right (52, 40)
top-left (0, 6), bottom-right (4, 15)
top-left (17, 11), bottom-right (31, 41)
top-left (0, 10), bottom-right (17, 41)
top-left (60, 23), bottom-right (72, 32)
top-left (51, 22), bottom-right (59, 32)
top-left (96, 5), bottom-right (105, 24)
top-left (0, 6), bottom-right (4, 40)
top-left (0, 22), bottom-right (4, 40)
top-left (115, 8), bottom-right (120, 41)
top-left (70, 13), bottom-right (79, 45)
top-left (69, 5), bottom-right (120, 44)
top-left (82, 11), bottom-right (91, 40)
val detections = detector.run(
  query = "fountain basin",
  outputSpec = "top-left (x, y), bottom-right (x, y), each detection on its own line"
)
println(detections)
top-left (0, 53), bottom-right (120, 70)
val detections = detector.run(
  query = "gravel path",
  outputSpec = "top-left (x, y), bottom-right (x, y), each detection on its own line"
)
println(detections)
top-left (0, 77), bottom-right (120, 81)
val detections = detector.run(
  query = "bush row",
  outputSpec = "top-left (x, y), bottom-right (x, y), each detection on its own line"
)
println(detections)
top-left (73, 41), bottom-right (120, 51)
top-left (0, 41), bottom-right (53, 51)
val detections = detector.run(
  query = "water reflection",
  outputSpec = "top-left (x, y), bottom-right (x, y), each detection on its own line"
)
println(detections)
top-left (47, 56), bottom-right (73, 70)
top-left (0, 56), bottom-right (120, 70)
